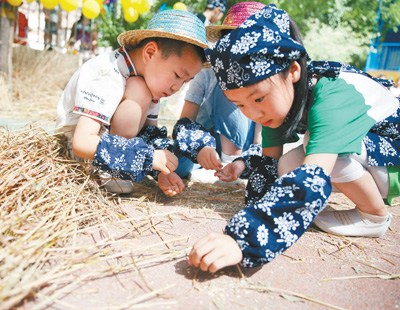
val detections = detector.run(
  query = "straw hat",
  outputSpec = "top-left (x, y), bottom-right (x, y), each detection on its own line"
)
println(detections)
top-left (118, 9), bottom-right (208, 49)
top-left (206, 2), bottom-right (266, 43)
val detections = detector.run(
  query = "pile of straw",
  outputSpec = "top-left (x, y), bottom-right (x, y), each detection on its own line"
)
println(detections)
top-left (1, 46), bottom-right (79, 121)
top-left (0, 125), bottom-right (184, 309)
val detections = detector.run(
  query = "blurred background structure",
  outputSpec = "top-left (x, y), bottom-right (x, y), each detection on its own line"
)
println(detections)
top-left (365, 0), bottom-right (400, 81)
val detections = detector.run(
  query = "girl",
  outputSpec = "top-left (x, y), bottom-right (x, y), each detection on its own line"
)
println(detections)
top-left (189, 5), bottom-right (399, 273)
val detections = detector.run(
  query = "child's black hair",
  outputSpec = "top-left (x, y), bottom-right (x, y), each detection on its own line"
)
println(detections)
top-left (280, 17), bottom-right (309, 139)
top-left (127, 37), bottom-right (206, 64)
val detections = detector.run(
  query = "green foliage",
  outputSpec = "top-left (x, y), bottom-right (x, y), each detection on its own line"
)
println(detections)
top-left (97, 9), bottom-right (153, 49)
top-left (303, 19), bottom-right (369, 69)
top-left (97, 0), bottom-right (400, 55)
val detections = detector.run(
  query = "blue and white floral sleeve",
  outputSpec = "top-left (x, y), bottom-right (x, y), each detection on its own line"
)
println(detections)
top-left (93, 132), bottom-right (154, 182)
top-left (245, 154), bottom-right (278, 206)
top-left (172, 117), bottom-right (216, 163)
top-left (138, 125), bottom-right (174, 153)
top-left (232, 144), bottom-right (262, 179)
top-left (225, 164), bottom-right (332, 268)
top-left (138, 125), bottom-right (174, 180)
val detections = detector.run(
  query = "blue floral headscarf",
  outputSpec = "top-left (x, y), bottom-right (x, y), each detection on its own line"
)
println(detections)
top-left (205, 5), bottom-right (306, 91)
top-left (206, 0), bottom-right (227, 14)
top-left (205, 4), bottom-right (394, 91)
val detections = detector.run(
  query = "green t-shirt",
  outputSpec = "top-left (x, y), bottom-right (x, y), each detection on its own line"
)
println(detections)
top-left (262, 72), bottom-right (398, 156)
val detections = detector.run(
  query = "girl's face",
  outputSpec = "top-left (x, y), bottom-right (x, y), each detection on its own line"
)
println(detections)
top-left (223, 62), bottom-right (301, 128)
top-left (143, 44), bottom-right (203, 101)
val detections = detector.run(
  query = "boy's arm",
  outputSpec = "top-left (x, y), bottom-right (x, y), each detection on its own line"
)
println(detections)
top-left (72, 116), bottom-right (102, 159)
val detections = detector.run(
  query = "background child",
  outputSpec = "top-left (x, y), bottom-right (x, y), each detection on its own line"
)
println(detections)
top-left (189, 5), bottom-right (399, 273)
top-left (56, 9), bottom-right (207, 196)
top-left (196, 0), bottom-right (226, 26)
top-left (173, 2), bottom-right (265, 183)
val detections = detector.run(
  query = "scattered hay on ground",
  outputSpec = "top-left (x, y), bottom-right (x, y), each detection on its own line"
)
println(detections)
top-left (0, 125), bottom-right (186, 309)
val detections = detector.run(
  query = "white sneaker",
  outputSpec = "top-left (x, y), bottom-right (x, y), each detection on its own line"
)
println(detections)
top-left (100, 172), bottom-right (134, 194)
top-left (313, 208), bottom-right (392, 237)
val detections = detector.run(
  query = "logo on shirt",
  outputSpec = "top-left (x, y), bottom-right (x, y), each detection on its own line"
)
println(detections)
top-left (80, 90), bottom-right (104, 104)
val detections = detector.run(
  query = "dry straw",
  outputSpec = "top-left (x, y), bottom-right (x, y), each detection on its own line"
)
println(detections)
top-left (1, 46), bottom-right (79, 121)
top-left (0, 125), bottom-right (187, 309)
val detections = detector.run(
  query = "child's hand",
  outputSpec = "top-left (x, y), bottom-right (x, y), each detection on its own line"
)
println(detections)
top-left (197, 147), bottom-right (223, 171)
top-left (188, 232), bottom-right (243, 273)
top-left (215, 160), bottom-right (245, 182)
top-left (153, 150), bottom-right (178, 174)
top-left (158, 172), bottom-right (185, 196)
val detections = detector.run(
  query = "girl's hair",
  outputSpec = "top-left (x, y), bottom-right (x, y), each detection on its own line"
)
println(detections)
top-left (280, 17), bottom-right (309, 139)
top-left (126, 37), bottom-right (206, 63)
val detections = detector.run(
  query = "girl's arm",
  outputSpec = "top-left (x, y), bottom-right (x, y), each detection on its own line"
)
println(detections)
top-left (190, 162), bottom-right (332, 272)
top-left (72, 116), bottom-right (102, 159)
top-left (217, 145), bottom-right (280, 182)
top-left (190, 149), bottom-right (336, 272)
top-left (262, 145), bottom-right (283, 159)
top-left (303, 153), bottom-right (337, 174)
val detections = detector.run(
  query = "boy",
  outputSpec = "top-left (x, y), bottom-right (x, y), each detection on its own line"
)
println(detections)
top-left (56, 9), bottom-right (208, 195)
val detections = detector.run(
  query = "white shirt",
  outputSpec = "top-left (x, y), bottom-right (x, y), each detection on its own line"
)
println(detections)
top-left (56, 47), bottom-right (160, 139)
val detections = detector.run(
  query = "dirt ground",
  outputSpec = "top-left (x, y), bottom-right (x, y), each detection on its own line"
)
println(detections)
top-left (16, 177), bottom-right (400, 310)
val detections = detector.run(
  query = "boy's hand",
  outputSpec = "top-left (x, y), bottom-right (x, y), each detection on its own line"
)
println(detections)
top-left (197, 147), bottom-right (223, 171)
top-left (188, 232), bottom-right (243, 273)
top-left (158, 172), bottom-right (185, 196)
top-left (215, 160), bottom-right (245, 182)
top-left (153, 150), bottom-right (178, 174)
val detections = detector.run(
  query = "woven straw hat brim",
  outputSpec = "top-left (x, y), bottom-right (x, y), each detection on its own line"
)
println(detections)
top-left (118, 29), bottom-right (209, 49)
top-left (206, 25), bottom-right (236, 43)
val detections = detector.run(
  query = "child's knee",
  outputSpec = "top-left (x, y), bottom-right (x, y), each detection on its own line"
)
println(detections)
top-left (330, 156), bottom-right (366, 183)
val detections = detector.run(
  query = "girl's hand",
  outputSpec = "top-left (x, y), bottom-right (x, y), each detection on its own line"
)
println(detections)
top-left (158, 172), bottom-right (185, 196)
top-left (215, 160), bottom-right (245, 182)
top-left (153, 150), bottom-right (178, 174)
top-left (189, 232), bottom-right (243, 273)
top-left (197, 147), bottom-right (223, 171)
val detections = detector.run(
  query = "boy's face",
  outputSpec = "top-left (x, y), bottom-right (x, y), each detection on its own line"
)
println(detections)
top-left (144, 45), bottom-right (203, 101)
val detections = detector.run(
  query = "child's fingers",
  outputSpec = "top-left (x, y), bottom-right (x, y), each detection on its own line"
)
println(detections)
top-left (160, 166), bottom-right (172, 174)
top-left (207, 255), bottom-right (232, 273)
top-left (168, 182), bottom-right (184, 196)
top-left (210, 154), bottom-right (223, 170)
top-left (164, 189), bottom-right (174, 196)
top-left (216, 173), bottom-right (234, 182)
top-left (215, 167), bottom-right (235, 181)
top-left (166, 155), bottom-right (178, 172)
top-left (198, 248), bottom-right (225, 272)
top-left (189, 236), bottom-right (215, 266)
top-left (176, 179), bottom-right (185, 192)
top-left (164, 160), bottom-right (177, 173)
